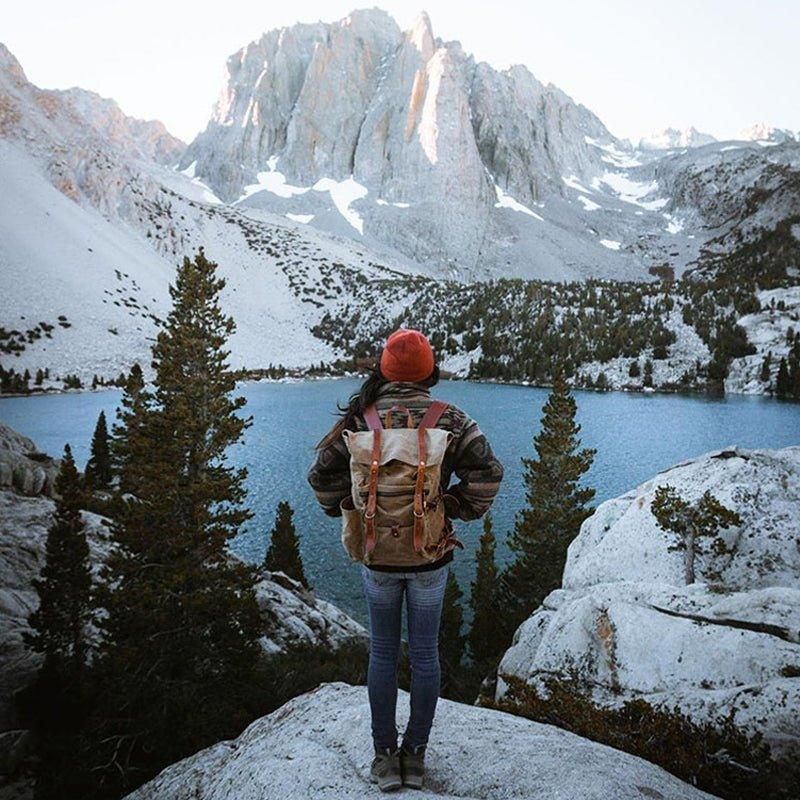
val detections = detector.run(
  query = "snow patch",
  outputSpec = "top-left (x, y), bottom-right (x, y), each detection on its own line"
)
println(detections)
top-left (376, 198), bottom-right (410, 208)
top-left (562, 175), bottom-right (591, 194)
top-left (239, 159), bottom-right (310, 201)
top-left (312, 177), bottom-right (368, 234)
top-left (664, 214), bottom-right (685, 234)
top-left (592, 171), bottom-right (668, 210)
top-left (599, 239), bottom-right (621, 250)
top-left (494, 184), bottom-right (543, 220)
top-left (577, 195), bottom-right (601, 212)
top-left (286, 213), bottom-right (314, 224)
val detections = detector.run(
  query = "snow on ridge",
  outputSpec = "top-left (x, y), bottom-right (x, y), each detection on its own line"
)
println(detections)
top-left (494, 184), bottom-right (543, 220)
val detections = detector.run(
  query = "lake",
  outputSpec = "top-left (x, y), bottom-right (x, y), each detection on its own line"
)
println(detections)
top-left (2, 379), bottom-right (798, 624)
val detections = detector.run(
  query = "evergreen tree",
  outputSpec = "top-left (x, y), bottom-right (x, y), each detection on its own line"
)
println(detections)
top-left (85, 411), bottom-right (113, 490)
top-left (89, 249), bottom-right (263, 795)
top-left (439, 571), bottom-right (465, 699)
top-left (468, 514), bottom-right (504, 678)
top-left (643, 358), bottom-right (654, 388)
top-left (264, 501), bottom-right (309, 588)
top-left (22, 445), bottom-right (94, 798)
top-left (759, 352), bottom-right (772, 383)
top-left (498, 371), bottom-right (596, 643)
top-left (651, 486), bottom-right (741, 584)
top-left (110, 364), bottom-right (150, 495)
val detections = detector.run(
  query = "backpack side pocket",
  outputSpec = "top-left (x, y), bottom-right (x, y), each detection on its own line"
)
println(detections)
top-left (340, 495), bottom-right (365, 562)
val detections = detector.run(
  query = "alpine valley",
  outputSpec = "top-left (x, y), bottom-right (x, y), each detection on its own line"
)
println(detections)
top-left (1, 9), bottom-right (799, 398)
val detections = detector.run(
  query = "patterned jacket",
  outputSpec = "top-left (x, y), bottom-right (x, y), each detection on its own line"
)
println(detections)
top-left (307, 381), bottom-right (504, 522)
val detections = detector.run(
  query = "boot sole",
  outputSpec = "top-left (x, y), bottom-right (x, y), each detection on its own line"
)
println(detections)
top-left (370, 774), bottom-right (403, 792)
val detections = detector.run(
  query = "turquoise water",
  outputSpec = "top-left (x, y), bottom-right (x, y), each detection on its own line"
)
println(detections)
top-left (2, 380), bottom-right (798, 623)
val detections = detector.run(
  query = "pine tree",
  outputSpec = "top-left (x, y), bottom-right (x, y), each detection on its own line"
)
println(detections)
top-left (26, 444), bottom-right (91, 673)
top-left (651, 486), bottom-right (741, 584)
top-left (22, 445), bottom-right (94, 799)
top-left (84, 411), bottom-right (113, 490)
top-left (264, 501), bottom-right (309, 588)
top-left (498, 371), bottom-right (596, 643)
top-left (643, 358), bottom-right (654, 388)
top-left (89, 249), bottom-right (263, 795)
top-left (759, 352), bottom-right (772, 383)
top-left (110, 363), bottom-right (150, 495)
top-left (468, 514), bottom-right (504, 678)
top-left (439, 570), bottom-right (465, 699)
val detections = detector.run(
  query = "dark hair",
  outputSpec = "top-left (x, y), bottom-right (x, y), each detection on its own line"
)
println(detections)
top-left (315, 363), bottom-right (440, 449)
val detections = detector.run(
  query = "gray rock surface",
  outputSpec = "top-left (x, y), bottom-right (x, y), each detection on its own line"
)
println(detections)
top-left (0, 425), bottom-right (58, 497)
top-left (57, 88), bottom-right (185, 165)
top-left (179, 10), bottom-right (800, 282)
top-left (125, 682), bottom-right (716, 800)
top-left (497, 446), bottom-right (800, 760)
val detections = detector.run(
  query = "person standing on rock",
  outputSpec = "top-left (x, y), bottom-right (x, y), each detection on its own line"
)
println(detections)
top-left (308, 328), bottom-right (504, 791)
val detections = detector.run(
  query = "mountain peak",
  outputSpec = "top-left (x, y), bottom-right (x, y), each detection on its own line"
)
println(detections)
top-left (638, 126), bottom-right (716, 150)
top-left (408, 10), bottom-right (435, 59)
top-left (0, 42), bottom-right (27, 83)
top-left (738, 122), bottom-right (796, 143)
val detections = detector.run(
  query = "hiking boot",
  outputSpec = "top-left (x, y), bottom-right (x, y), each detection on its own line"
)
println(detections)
top-left (400, 742), bottom-right (426, 789)
top-left (370, 745), bottom-right (402, 792)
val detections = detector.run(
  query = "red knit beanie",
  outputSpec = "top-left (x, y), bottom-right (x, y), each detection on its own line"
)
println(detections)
top-left (380, 328), bottom-right (435, 382)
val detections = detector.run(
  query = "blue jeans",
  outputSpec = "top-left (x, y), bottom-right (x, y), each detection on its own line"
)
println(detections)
top-left (360, 563), bottom-right (449, 751)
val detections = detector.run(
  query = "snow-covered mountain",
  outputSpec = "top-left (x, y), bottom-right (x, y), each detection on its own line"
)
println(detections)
top-left (0, 41), bottom-right (424, 384)
top-left (179, 9), bottom-right (800, 281)
top-left (1, 10), bottom-right (799, 388)
top-left (738, 123), bottom-right (797, 144)
top-left (639, 126), bottom-right (717, 150)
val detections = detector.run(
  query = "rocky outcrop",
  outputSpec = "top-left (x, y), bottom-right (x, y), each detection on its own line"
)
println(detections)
top-left (180, 10), bottom-right (640, 279)
top-left (497, 446), bottom-right (800, 760)
top-left (125, 682), bottom-right (715, 800)
top-left (57, 88), bottom-right (185, 165)
top-left (0, 425), bottom-right (367, 734)
top-left (0, 426), bottom-right (59, 497)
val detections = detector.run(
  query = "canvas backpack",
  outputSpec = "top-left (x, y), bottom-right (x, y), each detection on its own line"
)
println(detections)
top-left (340, 400), bottom-right (463, 567)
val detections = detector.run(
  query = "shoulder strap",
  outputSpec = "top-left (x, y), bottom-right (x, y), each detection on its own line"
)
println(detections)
top-left (362, 404), bottom-right (383, 431)
top-left (419, 400), bottom-right (448, 431)
top-left (412, 400), bottom-right (449, 554)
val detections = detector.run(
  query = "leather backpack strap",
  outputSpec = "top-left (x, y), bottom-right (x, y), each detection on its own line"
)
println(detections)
top-left (412, 401), bottom-right (449, 553)
top-left (363, 404), bottom-right (383, 431)
top-left (362, 404), bottom-right (383, 556)
top-left (419, 400), bottom-right (448, 430)
top-left (364, 427), bottom-right (381, 556)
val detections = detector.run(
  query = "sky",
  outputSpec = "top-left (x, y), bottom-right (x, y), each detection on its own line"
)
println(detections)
top-left (4, 0), bottom-right (799, 144)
